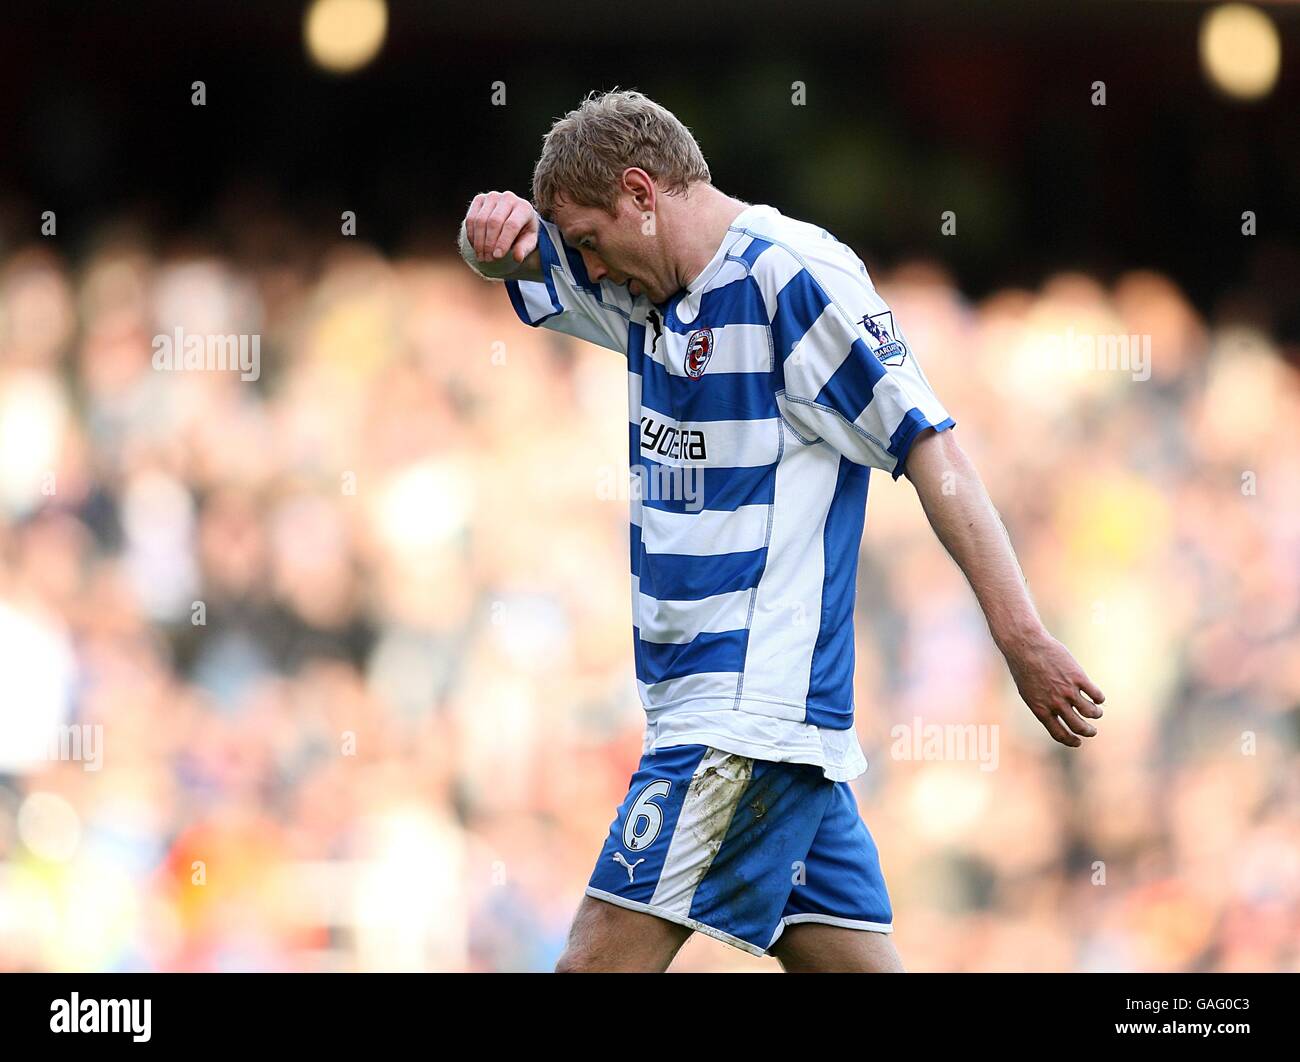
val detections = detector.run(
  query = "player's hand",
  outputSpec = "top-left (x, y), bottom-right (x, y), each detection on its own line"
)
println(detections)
top-left (465, 190), bottom-right (539, 264)
top-left (1002, 630), bottom-right (1105, 747)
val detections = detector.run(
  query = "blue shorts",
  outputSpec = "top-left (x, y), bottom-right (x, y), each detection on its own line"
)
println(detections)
top-left (586, 743), bottom-right (893, 956)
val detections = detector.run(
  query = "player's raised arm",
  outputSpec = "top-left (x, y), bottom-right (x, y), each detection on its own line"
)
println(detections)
top-left (459, 190), bottom-right (543, 281)
top-left (465, 188), bottom-right (637, 356)
top-left (903, 428), bottom-right (1106, 748)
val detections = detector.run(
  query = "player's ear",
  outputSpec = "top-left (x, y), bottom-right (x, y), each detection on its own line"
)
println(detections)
top-left (620, 168), bottom-right (656, 215)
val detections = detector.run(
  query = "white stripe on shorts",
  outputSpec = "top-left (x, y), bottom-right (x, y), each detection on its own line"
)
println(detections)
top-left (648, 747), bottom-right (753, 919)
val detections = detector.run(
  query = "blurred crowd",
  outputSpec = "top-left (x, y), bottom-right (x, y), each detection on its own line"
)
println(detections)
top-left (0, 212), bottom-right (1297, 972)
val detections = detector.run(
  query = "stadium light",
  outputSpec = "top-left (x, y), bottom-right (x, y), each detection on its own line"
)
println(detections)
top-left (304, 0), bottom-right (388, 75)
top-left (1200, 3), bottom-right (1281, 101)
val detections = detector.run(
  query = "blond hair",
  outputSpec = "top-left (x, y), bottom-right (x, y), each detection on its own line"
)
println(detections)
top-left (532, 89), bottom-right (711, 218)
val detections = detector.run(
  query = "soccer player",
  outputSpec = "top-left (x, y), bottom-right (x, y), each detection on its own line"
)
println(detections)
top-left (459, 90), bottom-right (1104, 973)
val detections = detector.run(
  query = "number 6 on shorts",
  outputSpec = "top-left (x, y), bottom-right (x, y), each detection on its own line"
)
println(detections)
top-left (623, 779), bottom-right (671, 851)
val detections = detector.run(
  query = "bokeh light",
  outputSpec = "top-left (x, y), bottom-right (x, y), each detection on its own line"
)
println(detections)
top-left (1200, 3), bottom-right (1282, 100)
top-left (304, 0), bottom-right (388, 75)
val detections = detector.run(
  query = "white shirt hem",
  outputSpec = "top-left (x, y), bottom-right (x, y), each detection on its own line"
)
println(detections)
top-left (644, 705), bottom-right (869, 782)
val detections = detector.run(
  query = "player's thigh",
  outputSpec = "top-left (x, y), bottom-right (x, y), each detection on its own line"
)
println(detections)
top-left (555, 893), bottom-right (692, 973)
top-left (771, 923), bottom-right (905, 973)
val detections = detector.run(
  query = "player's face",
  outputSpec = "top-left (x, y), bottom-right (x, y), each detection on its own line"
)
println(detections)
top-left (552, 196), bottom-right (667, 304)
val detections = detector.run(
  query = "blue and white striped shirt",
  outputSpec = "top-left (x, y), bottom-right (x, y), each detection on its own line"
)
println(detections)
top-left (506, 203), bottom-right (954, 780)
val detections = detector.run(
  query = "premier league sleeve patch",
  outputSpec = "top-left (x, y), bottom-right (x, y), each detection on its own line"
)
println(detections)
top-left (860, 311), bottom-right (908, 367)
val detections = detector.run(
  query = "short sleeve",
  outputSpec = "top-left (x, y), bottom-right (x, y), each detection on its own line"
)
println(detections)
top-left (767, 245), bottom-right (954, 478)
top-left (504, 214), bottom-right (638, 355)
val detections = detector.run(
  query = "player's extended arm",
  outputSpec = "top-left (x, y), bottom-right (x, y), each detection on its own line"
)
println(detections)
top-left (903, 427), bottom-right (1105, 747)
top-left (459, 190), bottom-right (544, 282)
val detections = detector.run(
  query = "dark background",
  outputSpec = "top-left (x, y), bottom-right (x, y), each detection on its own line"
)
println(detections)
top-left (2, 0), bottom-right (1297, 340)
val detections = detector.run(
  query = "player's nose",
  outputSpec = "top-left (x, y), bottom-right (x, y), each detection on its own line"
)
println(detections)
top-left (580, 249), bottom-right (607, 280)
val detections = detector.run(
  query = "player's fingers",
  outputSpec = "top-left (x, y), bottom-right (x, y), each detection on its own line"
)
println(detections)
top-left (1036, 705), bottom-right (1081, 747)
top-left (494, 201), bottom-right (531, 261)
top-left (473, 194), bottom-right (504, 259)
top-left (513, 222), bottom-right (539, 263)
top-left (466, 193), bottom-right (487, 257)
top-left (481, 194), bottom-right (517, 260)
top-left (1078, 675), bottom-right (1105, 708)
top-left (1073, 686), bottom-right (1104, 719)
top-left (471, 192), bottom-right (507, 258)
top-left (1057, 701), bottom-right (1099, 738)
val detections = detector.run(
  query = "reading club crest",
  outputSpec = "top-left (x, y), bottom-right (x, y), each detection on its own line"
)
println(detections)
top-left (684, 328), bottom-right (714, 379)
top-left (861, 311), bottom-right (908, 367)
